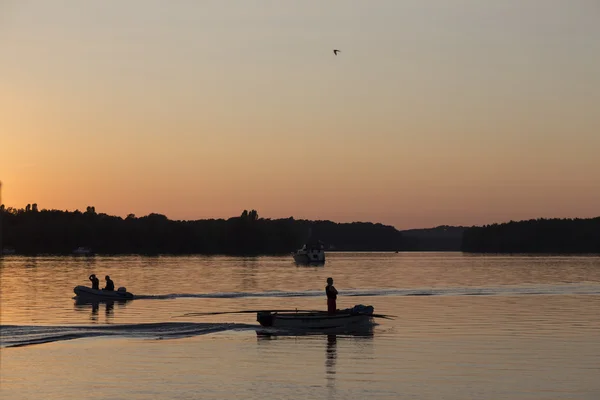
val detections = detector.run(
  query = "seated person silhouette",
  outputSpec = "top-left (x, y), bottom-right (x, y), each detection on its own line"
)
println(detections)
top-left (103, 275), bottom-right (115, 291)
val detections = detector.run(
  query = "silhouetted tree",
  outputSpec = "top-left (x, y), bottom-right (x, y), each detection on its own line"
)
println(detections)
top-left (249, 210), bottom-right (258, 222)
top-left (0, 205), bottom-right (406, 255)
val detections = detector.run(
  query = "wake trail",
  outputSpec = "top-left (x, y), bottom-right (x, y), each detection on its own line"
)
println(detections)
top-left (132, 283), bottom-right (600, 301)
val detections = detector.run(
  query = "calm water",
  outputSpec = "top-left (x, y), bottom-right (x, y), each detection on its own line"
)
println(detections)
top-left (1, 252), bottom-right (600, 399)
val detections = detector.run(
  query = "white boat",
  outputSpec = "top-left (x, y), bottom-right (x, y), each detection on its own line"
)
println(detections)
top-left (73, 285), bottom-right (134, 300)
top-left (257, 306), bottom-right (374, 330)
top-left (73, 247), bottom-right (92, 255)
top-left (1, 247), bottom-right (16, 255)
top-left (292, 240), bottom-right (325, 264)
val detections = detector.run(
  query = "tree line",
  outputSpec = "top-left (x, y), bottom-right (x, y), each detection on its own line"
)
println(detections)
top-left (0, 205), bottom-right (403, 255)
top-left (461, 217), bottom-right (600, 253)
top-left (400, 226), bottom-right (466, 251)
top-left (2, 204), bottom-right (597, 255)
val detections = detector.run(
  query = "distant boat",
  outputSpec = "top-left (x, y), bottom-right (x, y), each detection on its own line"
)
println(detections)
top-left (73, 246), bottom-right (92, 255)
top-left (292, 239), bottom-right (325, 264)
top-left (1, 247), bottom-right (16, 255)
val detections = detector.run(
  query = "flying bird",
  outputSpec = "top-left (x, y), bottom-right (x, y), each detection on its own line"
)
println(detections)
top-left (333, 49), bottom-right (340, 55)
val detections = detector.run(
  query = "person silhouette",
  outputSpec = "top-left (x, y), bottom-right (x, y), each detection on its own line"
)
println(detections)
top-left (325, 277), bottom-right (338, 315)
top-left (103, 275), bottom-right (115, 291)
top-left (89, 274), bottom-right (99, 290)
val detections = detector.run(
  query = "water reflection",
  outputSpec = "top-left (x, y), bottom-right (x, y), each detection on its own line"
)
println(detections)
top-left (294, 259), bottom-right (326, 268)
top-left (326, 333), bottom-right (337, 395)
top-left (255, 325), bottom-right (374, 339)
top-left (326, 334), bottom-right (337, 374)
top-left (255, 329), bottom-right (373, 399)
top-left (240, 257), bottom-right (259, 290)
top-left (74, 298), bottom-right (128, 322)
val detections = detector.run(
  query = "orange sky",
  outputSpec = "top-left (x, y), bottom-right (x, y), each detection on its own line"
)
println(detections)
top-left (1, 1), bottom-right (599, 229)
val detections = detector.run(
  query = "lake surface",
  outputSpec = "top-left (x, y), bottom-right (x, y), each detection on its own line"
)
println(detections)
top-left (1, 252), bottom-right (600, 399)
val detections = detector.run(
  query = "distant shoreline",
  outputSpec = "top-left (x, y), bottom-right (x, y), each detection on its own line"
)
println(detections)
top-left (1, 205), bottom-right (598, 255)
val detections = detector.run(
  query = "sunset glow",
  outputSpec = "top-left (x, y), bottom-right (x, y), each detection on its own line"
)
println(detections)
top-left (1, 1), bottom-right (598, 229)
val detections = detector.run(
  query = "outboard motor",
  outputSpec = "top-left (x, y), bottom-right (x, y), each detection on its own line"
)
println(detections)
top-left (350, 304), bottom-right (374, 315)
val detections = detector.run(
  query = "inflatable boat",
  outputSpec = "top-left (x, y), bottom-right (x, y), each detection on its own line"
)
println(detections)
top-left (73, 285), bottom-right (134, 300)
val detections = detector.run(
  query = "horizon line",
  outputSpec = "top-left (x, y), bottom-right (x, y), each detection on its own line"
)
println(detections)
top-left (1, 202), bottom-right (598, 232)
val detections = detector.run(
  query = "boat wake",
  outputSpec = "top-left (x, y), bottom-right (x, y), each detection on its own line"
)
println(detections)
top-left (0, 322), bottom-right (376, 348)
top-left (0, 322), bottom-right (256, 348)
top-left (132, 283), bottom-right (600, 301)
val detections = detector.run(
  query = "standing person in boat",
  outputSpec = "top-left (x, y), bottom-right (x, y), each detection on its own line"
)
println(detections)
top-left (89, 274), bottom-right (99, 290)
top-left (326, 277), bottom-right (338, 315)
top-left (103, 275), bottom-right (115, 291)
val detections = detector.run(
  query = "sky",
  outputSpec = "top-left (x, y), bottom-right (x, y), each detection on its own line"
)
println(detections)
top-left (1, 1), bottom-right (599, 229)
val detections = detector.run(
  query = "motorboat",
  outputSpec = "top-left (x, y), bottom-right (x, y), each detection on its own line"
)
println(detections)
top-left (73, 285), bottom-right (134, 300)
top-left (257, 305), bottom-right (375, 330)
top-left (292, 239), bottom-right (325, 264)
top-left (73, 247), bottom-right (92, 255)
top-left (1, 247), bottom-right (16, 255)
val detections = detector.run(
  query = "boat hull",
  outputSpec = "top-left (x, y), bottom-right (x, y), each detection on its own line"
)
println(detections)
top-left (257, 311), bottom-right (373, 330)
top-left (293, 253), bottom-right (325, 264)
top-left (73, 285), bottom-right (134, 300)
